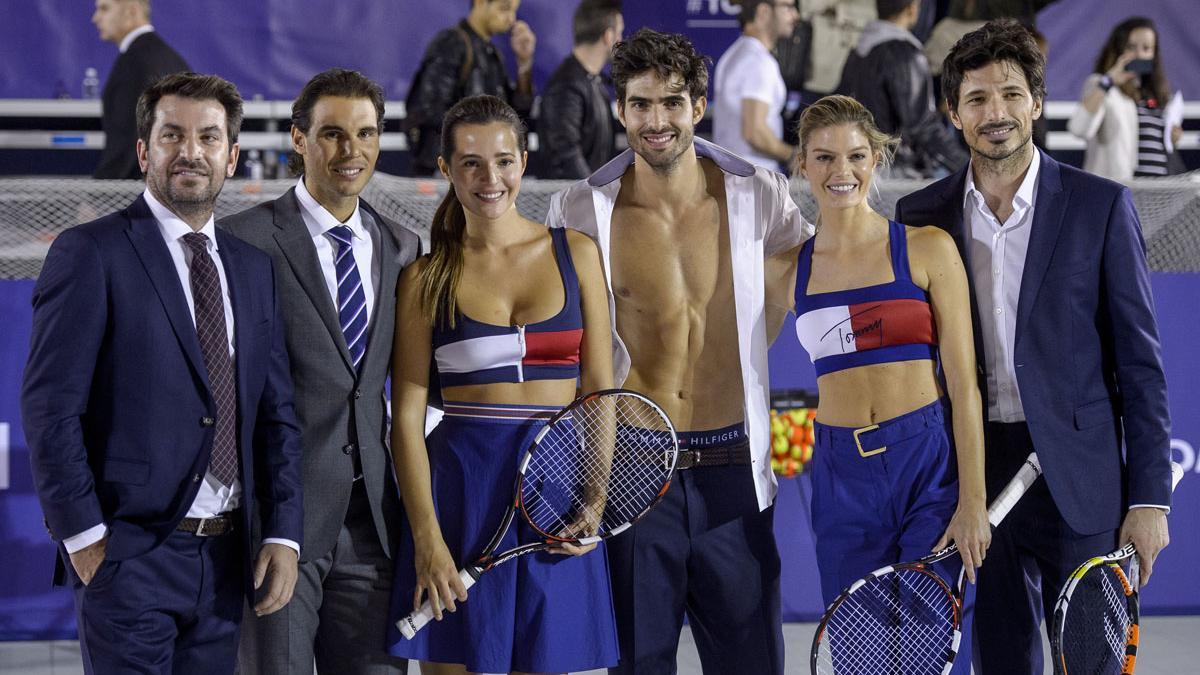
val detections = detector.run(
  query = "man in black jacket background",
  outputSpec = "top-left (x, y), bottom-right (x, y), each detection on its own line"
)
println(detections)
top-left (405, 0), bottom-right (537, 176)
top-left (91, 0), bottom-right (189, 179)
top-left (539, 0), bottom-right (623, 179)
top-left (836, 0), bottom-right (968, 177)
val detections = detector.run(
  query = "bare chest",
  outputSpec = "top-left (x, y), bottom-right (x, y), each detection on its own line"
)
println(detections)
top-left (608, 200), bottom-right (732, 308)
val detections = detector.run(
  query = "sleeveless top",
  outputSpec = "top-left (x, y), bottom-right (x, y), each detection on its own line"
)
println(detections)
top-left (432, 228), bottom-right (584, 387)
top-left (793, 220), bottom-right (938, 377)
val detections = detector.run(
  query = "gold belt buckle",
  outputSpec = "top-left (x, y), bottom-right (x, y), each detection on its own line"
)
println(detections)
top-left (853, 424), bottom-right (886, 457)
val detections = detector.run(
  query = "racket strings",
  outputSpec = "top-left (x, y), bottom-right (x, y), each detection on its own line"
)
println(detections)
top-left (1060, 564), bottom-right (1134, 673)
top-left (521, 396), bottom-right (674, 539)
top-left (815, 569), bottom-right (956, 675)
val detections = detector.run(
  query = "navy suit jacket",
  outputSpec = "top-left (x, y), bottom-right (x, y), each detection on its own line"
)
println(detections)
top-left (895, 150), bottom-right (1172, 535)
top-left (21, 196), bottom-right (304, 597)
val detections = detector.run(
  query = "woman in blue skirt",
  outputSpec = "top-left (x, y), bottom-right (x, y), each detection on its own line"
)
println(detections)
top-left (767, 95), bottom-right (990, 675)
top-left (386, 95), bottom-right (618, 674)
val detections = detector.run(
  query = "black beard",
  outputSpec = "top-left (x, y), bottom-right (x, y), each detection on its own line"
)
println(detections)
top-left (634, 126), bottom-right (694, 176)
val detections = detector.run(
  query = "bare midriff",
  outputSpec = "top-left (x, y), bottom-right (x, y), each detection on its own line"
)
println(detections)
top-left (814, 359), bottom-right (944, 428)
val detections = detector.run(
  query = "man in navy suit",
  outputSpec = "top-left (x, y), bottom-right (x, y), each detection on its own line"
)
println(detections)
top-left (22, 72), bottom-right (304, 675)
top-left (895, 20), bottom-right (1173, 674)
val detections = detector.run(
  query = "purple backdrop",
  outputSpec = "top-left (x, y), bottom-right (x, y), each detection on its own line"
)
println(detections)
top-left (2, 1), bottom-right (1196, 102)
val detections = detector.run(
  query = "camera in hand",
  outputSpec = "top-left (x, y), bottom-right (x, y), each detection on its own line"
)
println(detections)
top-left (1125, 59), bottom-right (1154, 75)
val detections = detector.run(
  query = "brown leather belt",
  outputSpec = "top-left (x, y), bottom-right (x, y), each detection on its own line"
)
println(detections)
top-left (675, 440), bottom-right (752, 470)
top-left (176, 510), bottom-right (239, 537)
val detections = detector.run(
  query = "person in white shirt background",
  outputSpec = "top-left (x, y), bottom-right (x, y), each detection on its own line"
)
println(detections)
top-left (713, 0), bottom-right (799, 172)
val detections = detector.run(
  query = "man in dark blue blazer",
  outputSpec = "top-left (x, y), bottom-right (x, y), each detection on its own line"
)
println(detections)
top-left (895, 20), bottom-right (1173, 674)
top-left (22, 73), bottom-right (303, 675)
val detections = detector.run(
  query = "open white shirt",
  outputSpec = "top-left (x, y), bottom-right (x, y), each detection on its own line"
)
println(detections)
top-left (547, 139), bottom-right (813, 510)
top-left (65, 191), bottom-right (299, 555)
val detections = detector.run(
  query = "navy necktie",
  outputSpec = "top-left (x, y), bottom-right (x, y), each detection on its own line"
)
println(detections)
top-left (327, 225), bottom-right (368, 369)
top-left (182, 232), bottom-right (238, 486)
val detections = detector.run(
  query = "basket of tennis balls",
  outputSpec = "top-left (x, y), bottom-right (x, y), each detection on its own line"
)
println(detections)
top-left (770, 407), bottom-right (815, 478)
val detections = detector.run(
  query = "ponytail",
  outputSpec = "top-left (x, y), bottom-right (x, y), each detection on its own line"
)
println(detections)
top-left (419, 185), bottom-right (467, 328)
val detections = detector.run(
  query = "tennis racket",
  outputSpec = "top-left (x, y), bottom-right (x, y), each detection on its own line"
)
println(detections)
top-left (811, 451), bottom-right (1044, 675)
top-left (396, 388), bottom-right (679, 639)
top-left (1049, 461), bottom-right (1184, 675)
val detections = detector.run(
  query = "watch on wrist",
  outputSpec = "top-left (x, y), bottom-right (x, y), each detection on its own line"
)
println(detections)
top-left (1099, 74), bottom-right (1114, 91)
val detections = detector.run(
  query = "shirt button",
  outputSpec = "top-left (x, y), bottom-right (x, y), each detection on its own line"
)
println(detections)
top-left (993, 268), bottom-right (1001, 276)
top-left (354, 389), bottom-right (362, 400)
top-left (200, 416), bottom-right (215, 427)
top-left (994, 307), bottom-right (1003, 315)
top-left (193, 474), bottom-right (202, 483)
top-left (342, 443), bottom-right (356, 455)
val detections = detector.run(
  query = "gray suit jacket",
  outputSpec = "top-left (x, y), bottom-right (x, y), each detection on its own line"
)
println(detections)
top-left (220, 188), bottom-right (421, 562)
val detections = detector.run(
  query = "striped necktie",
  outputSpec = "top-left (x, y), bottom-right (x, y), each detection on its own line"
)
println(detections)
top-left (327, 225), bottom-right (368, 369)
top-left (182, 232), bottom-right (239, 486)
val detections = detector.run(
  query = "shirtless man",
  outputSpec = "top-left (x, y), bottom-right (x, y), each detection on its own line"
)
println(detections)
top-left (547, 28), bottom-right (811, 675)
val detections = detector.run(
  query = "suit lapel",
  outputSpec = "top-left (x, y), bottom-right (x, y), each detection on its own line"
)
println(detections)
top-left (271, 189), bottom-right (354, 370)
top-left (1016, 152), bottom-right (1067, 341)
top-left (124, 196), bottom-right (212, 394)
top-left (360, 202), bottom-right (399, 369)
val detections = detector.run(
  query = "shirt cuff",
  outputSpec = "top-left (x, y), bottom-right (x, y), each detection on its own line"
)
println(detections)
top-left (64, 523), bottom-right (108, 553)
top-left (262, 537), bottom-right (300, 557)
top-left (1128, 504), bottom-right (1170, 515)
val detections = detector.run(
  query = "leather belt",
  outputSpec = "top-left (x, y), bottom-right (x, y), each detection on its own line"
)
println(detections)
top-left (675, 440), bottom-right (752, 470)
top-left (176, 510), bottom-right (239, 537)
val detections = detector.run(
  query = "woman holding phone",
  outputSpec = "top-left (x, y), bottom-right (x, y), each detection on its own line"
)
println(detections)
top-left (1068, 17), bottom-right (1184, 180)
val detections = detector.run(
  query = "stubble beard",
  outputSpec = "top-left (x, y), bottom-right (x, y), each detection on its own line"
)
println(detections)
top-left (147, 163), bottom-right (225, 224)
top-left (971, 125), bottom-right (1034, 177)
top-left (634, 125), bottom-right (694, 177)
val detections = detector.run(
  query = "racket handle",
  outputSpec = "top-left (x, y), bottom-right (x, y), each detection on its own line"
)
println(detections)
top-left (395, 568), bottom-right (477, 640)
top-left (987, 452), bottom-right (1042, 528)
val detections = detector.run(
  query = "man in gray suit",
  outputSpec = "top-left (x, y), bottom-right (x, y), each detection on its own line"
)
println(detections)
top-left (220, 68), bottom-right (421, 674)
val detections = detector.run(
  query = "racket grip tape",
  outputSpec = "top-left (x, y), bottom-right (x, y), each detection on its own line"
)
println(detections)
top-left (395, 568), bottom-right (478, 639)
top-left (987, 452), bottom-right (1043, 528)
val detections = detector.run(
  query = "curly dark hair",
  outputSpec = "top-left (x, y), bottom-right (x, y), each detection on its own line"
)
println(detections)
top-left (611, 28), bottom-right (711, 107)
top-left (941, 18), bottom-right (1046, 112)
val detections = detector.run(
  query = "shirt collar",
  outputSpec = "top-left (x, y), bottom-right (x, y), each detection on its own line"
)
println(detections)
top-left (588, 137), bottom-right (756, 187)
top-left (119, 25), bottom-right (154, 53)
top-left (143, 188), bottom-right (218, 249)
top-left (963, 148), bottom-right (1042, 215)
top-left (294, 176), bottom-right (365, 241)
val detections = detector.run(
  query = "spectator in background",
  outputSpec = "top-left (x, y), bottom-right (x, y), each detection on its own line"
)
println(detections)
top-left (90, 0), bottom-right (189, 179)
top-left (713, 0), bottom-right (799, 172)
top-left (837, 0), bottom-right (969, 177)
top-left (1068, 17), bottom-right (1184, 180)
top-left (540, 0), bottom-right (624, 179)
top-left (404, 0), bottom-right (537, 176)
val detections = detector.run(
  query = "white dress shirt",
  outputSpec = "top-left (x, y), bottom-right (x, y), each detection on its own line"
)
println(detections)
top-left (964, 150), bottom-right (1040, 424)
top-left (713, 35), bottom-right (787, 172)
top-left (118, 24), bottom-right (154, 53)
top-left (547, 138), bottom-right (813, 511)
top-left (65, 191), bottom-right (299, 555)
top-left (294, 177), bottom-right (379, 323)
